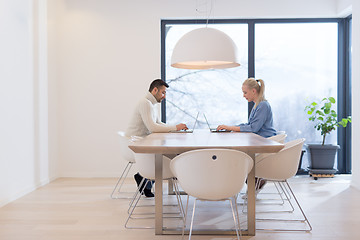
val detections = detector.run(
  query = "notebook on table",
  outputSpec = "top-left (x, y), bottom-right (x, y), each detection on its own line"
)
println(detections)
top-left (170, 112), bottom-right (199, 133)
top-left (203, 113), bottom-right (231, 133)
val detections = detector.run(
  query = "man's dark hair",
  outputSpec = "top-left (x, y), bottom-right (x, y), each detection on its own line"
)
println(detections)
top-left (149, 79), bottom-right (169, 92)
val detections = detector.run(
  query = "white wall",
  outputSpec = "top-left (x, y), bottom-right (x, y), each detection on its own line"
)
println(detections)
top-left (49, 0), bottom-right (351, 178)
top-left (337, 0), bottom-right (353, 16)
top-left (0, 0), bottom-right (50, 207)
top-left (47, 0), bottom-right (59, 180)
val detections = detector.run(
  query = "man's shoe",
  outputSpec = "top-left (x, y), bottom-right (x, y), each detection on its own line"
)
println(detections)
top-left (134, 173), bottom-right (145, 194)
top-left (258, 179), bottom-right (267, 190)
top-left (143, 188), bottom-right (154, 198)
top-left (145, 180), bottom-right (155, 190)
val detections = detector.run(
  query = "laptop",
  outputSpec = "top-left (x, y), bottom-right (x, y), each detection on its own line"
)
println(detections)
top-left (170, 112), bottom-right (199, 133)
top-left (203, 113), bottom-right (230, 132)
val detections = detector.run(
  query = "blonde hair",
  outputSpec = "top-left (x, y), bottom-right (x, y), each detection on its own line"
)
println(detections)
top-left (243, 78), bottom-right (266, 107)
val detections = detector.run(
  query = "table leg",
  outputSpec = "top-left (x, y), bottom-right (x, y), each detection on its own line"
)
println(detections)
top-left (247, 153), bottom-right (256, 235)
top-left (164, 154), bottom-right (176, 195)
top-left (168, 179), bottom-right (174, 194)
top-left (155, 154), bottom-right (163, 235)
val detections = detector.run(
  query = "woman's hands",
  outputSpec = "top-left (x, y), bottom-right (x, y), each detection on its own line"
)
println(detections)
top-left (216, 125), bottom-right (240, 132)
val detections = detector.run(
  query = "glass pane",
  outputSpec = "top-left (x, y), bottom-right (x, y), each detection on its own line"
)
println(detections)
top-left (165, 24), bottom-right (248, 129)
top-left (255, 23), bottom-right (338, 169)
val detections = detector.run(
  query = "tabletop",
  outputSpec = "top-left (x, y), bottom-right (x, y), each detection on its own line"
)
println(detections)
top-left (128, 129), bottom-right (284, 154)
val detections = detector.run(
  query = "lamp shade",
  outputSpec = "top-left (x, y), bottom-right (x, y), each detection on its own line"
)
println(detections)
top-left (171, 27), bottom-right (240, 69)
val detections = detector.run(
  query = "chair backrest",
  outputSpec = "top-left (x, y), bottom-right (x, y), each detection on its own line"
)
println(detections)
top-left (268, 133), bottom-right (287, 144)
top-left (118, 131), bottom-right (135, 163)
top-left (170, 149), bottom-right (253, 201)
top-left (256, 138), bottom-right (305, 181)
top-left (256, 133), bottom-right (287, 163)
top-left (134, 154), bottom-right (174, 180)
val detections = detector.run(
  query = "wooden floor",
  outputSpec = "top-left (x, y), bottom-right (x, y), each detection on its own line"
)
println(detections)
top-left (0, 175), bottom-right (359, 240)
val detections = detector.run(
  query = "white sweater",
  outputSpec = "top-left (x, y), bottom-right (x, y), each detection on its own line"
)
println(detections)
top-left (125, 92), bottom-right (176, 137)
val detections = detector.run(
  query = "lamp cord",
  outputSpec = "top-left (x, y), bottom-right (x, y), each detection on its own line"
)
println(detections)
top-left (196, 0), bottom-right (214, 27)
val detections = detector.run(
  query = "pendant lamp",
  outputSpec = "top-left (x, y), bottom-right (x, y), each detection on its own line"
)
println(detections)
top-left (171, 27), bottom-right (240, 70)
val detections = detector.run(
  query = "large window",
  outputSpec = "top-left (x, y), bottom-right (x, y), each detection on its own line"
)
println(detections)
top-left (161, 19), bottom-right (351, 173)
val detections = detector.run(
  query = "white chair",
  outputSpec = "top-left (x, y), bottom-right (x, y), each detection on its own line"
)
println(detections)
top-left (255, 133), bottom-right (287, 163)
top-left (241, 133), bottom-right (288, 203)
top-left (171, 149), bottom-right (253, 240)
top-left (269, 132), bottom-right (287, 143)
top-left (276, 130), bottom-right (286, 135)
top-left (255, 133), bottom-right (288, 200)
top-left (110, 131), bottom-right (136, 199)
top-left (125, 153), bottom-right (184, 229)
top-left (255, 138), bottom-right (312, 232)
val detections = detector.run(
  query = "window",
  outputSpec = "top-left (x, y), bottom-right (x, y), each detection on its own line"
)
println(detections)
top-left (161, 18), bottom-right (351, 173)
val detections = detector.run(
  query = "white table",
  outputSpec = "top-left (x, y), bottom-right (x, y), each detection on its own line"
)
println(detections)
top-left (128, 129), bottom-right (284, 236)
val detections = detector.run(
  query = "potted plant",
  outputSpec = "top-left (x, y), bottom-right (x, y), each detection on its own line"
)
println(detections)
top-left (304, 97), bottom-right (351, 175)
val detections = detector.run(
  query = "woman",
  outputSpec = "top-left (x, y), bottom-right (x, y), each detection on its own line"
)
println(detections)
top-left (217, 78), bottom-right (277, 194)
top-left (217, 78), bottom-right (276, 137)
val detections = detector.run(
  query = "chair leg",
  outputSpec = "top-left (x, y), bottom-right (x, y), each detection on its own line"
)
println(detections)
top-left (277, 181), bottom-right (295, 212)
top-left (182, 195), bottom-right (190, 239)
top-left (128, 178), bottom-right (146, 213)
top-left (229, 197), bottom-right (241, 240)
top-left (279, 181), bottom-right (292, 200)
top-left (188, 199), bottom-right (197, 240)
top-left (234, 195), bottom-right (242, 229)
top-left (125, 180), bottom-right (153, 229)
top-left (243, 180), bottom-right (295, 214)
top-left (125, 178), bottom-right (185, 229)
top-left (254, 180), bottom-right (295, 214)
top-left (110, 162), bottom-right (134, 199)
top-left (256, 181), bottom-right (288, 202)
top-left (283, 181), bottom-right (312, 231)
top-left (256, 181), bottom-right (294, 212)
top-left (173, 178), bottom-right (186, 224)
top-left (127, 179), bottom-right (158, 218)
top-left (256, 180), bottom-right (312, 232)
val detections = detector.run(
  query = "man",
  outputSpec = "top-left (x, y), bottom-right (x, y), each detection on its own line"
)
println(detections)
top-left (125, 79), bottom-right (187, 197)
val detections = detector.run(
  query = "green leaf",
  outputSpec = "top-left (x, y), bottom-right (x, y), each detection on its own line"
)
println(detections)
top-left (328, 97), bottom-right (336, 103)
top-left (324, 108), bottom-right (330, 114)
top-left (341, 119), bottom-right (349, 127)
top-left (316, 110), bottom-right (324, 116)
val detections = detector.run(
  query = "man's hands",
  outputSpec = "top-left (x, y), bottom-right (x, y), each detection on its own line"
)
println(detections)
top-left (176, 123), bottom-right (188, 131)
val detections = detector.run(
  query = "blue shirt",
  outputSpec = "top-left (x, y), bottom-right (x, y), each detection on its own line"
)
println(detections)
top-left (238, 101), bottom-right (276, 138)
